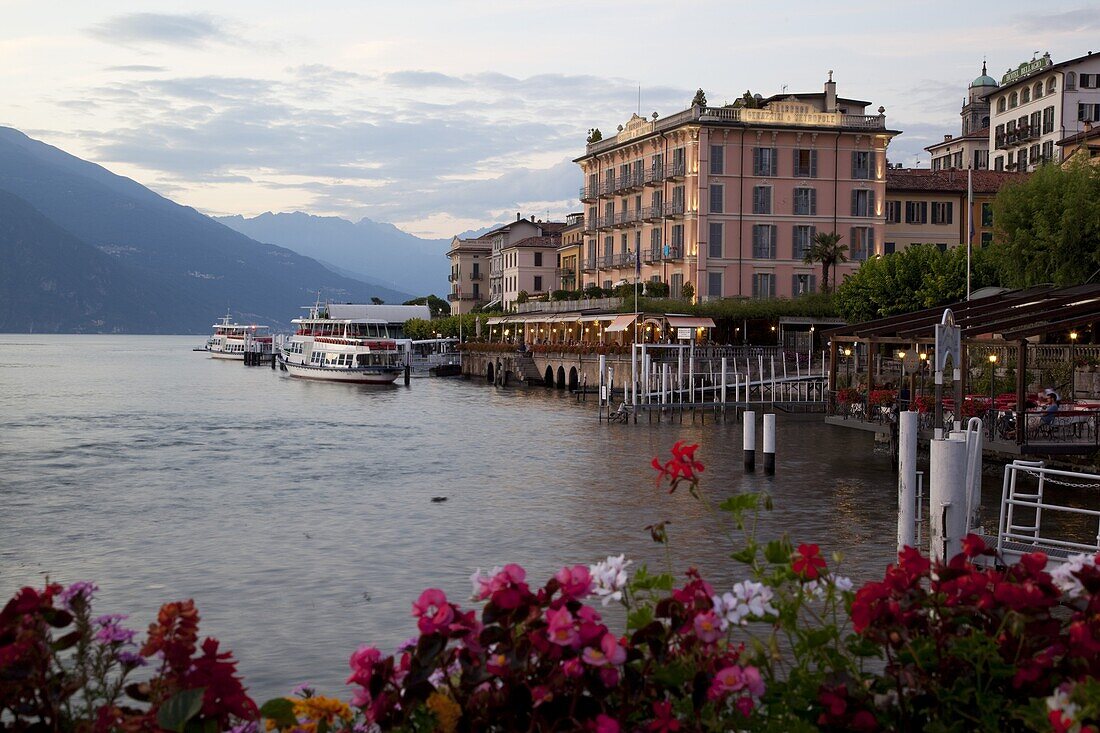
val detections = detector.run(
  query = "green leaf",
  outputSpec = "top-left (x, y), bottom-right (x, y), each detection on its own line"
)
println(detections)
top-left (51, 630), bottom-right (83, 652)
top-left (731, 542), bottom-right (757, 564)
top-left (259, 697), bottom-right (297, 728)
top-left (718, 493), bottom-right (760, 514)
top-left (626, 606), bottom-right (654, 631)
top-left (764, 538), bottom-right (792, 565)
top-left (157, 688), bottom-right (205, 733)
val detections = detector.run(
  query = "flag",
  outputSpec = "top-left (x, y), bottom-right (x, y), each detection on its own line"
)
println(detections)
top-left (635, 244), bottom-right (641, 279)
top-left (967, 168), bottom-right (974, 244)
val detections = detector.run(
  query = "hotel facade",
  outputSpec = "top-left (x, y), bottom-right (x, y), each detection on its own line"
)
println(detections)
top-left (990, 51), bottom-right (1100, 172)
top-left (574, 75), bottom-right (899, 301)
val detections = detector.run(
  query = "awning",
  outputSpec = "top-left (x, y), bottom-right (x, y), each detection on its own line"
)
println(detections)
top-left (486, 317), bottom-right (505, 325)
top-left (578, 314), bottom-right (612, 322)
top-left (604, 314), bottom-right (638, 333)
top-left (665, 316), bottom-right (716, 329)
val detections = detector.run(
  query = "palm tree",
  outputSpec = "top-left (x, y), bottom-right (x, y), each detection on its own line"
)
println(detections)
top-left (802, 231), bottom-right (848, 294)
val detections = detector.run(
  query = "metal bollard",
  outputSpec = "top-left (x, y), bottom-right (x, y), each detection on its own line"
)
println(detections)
top-left (743, 410), bottom-right (756, 472)
top-left (763, 413), bottom-right (776, 475)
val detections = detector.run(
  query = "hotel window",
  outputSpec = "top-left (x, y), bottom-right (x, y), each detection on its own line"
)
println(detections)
top-left (534, 252), bottom-right (542, 266)
top-left (792, 225), bottom-right (816, 260)
top-left (793, 187), bottom-right (817, 215)
top-left (752, 273), bottom-right (775, 298)
top-left (884, 242), bottom-right (896, 255)
top-left (619, 163), bottom-right (630, 187)
top-left (672, 147), bottom-right (686, 176)
top-left (997, 97), bottom-right (1006, 113)
top-left (753, 147), bottom-right (778, 176)
top-left (586, 240), bottom-right (596, 268)
top-left (1034, 81), bottom-right (1043, 99)
top-left (1048, 77), bottom-right (1057, 94)
top-left (603, 236), bottom-right (613, 266)
top-left (752, 185), bottom-right (771, 214)
top-left (931, 202), bottom-right (953, 225)
top-left (534, 276), bottom-right (542, 291)
top-left (650, 228), bottom-right (662, 253)
top-left (671, 186), bottom-right (685, 214)
top-left (953, 152), bottom-right (963, 168)
top-left (707, 271), bottom-right (723, 299)
top-left (604, 168), bottom-right (615, 190)
top-left (651, 189), bottom-right (663, 213)
top-left (651, 153), bottom-right (664, 176)
top-left (620, 233), bottom-right (628, 258)
top-left (994, 156), bottom-right (1004, 171)
top-left (1082, 74), bottom-right (1100, 89)
top-left (1043, 106), bottom-right (1055, 134)
top-left (1030, 144), bottom-right (1041, 165)
top-left (710, 145), bottom-right (724, 175)
top-left (905, 201), bottom-right (927, 224)
top-left (1018, 147), bottom-right (1028, 171)
top-left (849, 227), bottom-right (874, 261)
top-left (1042, 140), bottom-right (1054, 161)
top-left (885, 200), bottom-right (901, 223)
top-left (1007, 151), bottom-right (1015, 168)
top-left (710, 184), bottom-right (724, 214)
top-left (981, 232), bottom-right (993, 247)
top-left (1021, 87), bottom-right (1030, 104)
top-left (1078, 103), bottom-right (1100, 122)
top-left (851, 189), bottom-right (875, 217)
top-left (1067, 72), bottom-right (1077, 90)
top-left (671, 225), bottom-right (684, 248)
top-left (852, 151), bottom-right (871, 179)
top-left (633, 159), bottom-right (644, 184)
top-left (981, 203), bottom-right (993, 227)
top-left (603, 280), bottom-right (612, 290)
top-left (670, 273), bottom-right (683, 296)
top-left (1030, 110), bottom-right (1041, 134)
top-left (709, 222), bottom-right (723, 258)
top-left (1009, 92), bottom-right (1018, 109)
top-left (752, 225), bottom-right (777, 259)
top-left (794, 149), bottom-right (818, 177)
top-left (792, 273), bottom-right (816, 296)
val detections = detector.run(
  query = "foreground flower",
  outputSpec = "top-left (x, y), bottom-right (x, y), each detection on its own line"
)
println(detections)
top-left (708, 664), bottom-right (765, 700)
top-left (581, 632), bottom-right (627, 667)
top-left (1051, 552), bottom-right (1099, 600)
top-left (589, 554), bottom-right (632, 606)
top-left (346, 645), bottom-right (381, 688)
top-left (412, 588), bottom-right (454, 634)
top-left (711, 581), bottom-right (777, 628)
top-left (555, 564), bottom-right (593, 599)
top-left (792, 543), bottom-right (827, 580)
top-left (652, 441), bottom-right (704, 492)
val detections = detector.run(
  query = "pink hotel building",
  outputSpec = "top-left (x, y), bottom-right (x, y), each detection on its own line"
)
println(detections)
top-left (574, 76), bottom-right (900, 299)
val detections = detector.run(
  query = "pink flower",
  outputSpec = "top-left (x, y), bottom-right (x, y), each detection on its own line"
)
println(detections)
top-left (555, 565), bottom-right (593, 599)
top-left (735, 697), bottom-right (755, 716)
top-left (582, 632), bottom-right (627, 667)
top-left (412, 588), bottom-right (455, 634)
top-left (347, 645), bottom-right (382, 687)
top-left (546, 606), bottom-right (579, 647)
top-left (693, 610), bottom-right (722, 644)
top-left (532, 685), bottom-right (554, 707)
top-left (562, 657), bottom-right (584, 678)
top-left (593, 714), bottom-right (620, 733)
top-left (708, 664), bottom-right (765, 700)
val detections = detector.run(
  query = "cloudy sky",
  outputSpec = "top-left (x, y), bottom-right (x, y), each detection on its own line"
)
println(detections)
top-left (3, 1), bottom-right (1098, 237)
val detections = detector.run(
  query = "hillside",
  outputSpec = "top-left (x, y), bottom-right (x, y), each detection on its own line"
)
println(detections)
top-left (0, 127), bottom-right (401, 332)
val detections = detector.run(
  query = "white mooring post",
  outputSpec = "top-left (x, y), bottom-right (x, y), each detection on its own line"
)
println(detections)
top-left (929, 435), bottom-right (969, 562)
top-left (763, 413), bottom-right (776, 475)
top-left (598, 354), bottom-right (607, 412)
top-left (663, 363), bottom-right (671, 406)
top-left (898, 411), bottom-right (919, 551)
top-left (743, 410), bottom-right (756, 472)
top-left (720, 357), bottom-right (728, 405)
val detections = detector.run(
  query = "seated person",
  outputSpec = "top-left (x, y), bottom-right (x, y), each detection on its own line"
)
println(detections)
top-left (1040, 388), bottom-right (1060, 425)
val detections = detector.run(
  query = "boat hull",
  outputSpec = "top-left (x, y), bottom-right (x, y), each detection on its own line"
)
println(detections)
top-left (210, 351), bottom-right (244, 360)
top-left (281, 358), bottom-right (402, 384)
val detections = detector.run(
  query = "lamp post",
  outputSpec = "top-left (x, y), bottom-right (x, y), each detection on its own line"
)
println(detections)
top-left (919, 352), bottom-right (928, 400)
top-left (988, 353), bottom-right (998, 438)
top-left (1070, 331), bottom-right (1079, 398)
top-left (843, 347), bottom-right (852, 387)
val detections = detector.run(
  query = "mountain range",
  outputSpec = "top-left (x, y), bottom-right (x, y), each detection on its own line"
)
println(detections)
top-left (0, 126), bottom-right (446, 333)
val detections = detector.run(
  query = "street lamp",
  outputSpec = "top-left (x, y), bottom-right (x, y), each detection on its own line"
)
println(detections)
top-left (843, 347), bottom-right (852, 387)
top-left (919, 352), bottom-right (928, 399)
top-left (1070, 331), bottom-right (1079, 398)
top-left (988, 353), bottom-right (998, 438)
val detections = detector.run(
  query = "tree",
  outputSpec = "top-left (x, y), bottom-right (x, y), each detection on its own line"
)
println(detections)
top-left (644, 280), bottom-right (670, 298)
top-left (515, 290), bottom-right (529, 304)
top-left (681, 282), bottom-right (694, 301)
top-left (802, 231), bottom-right (848, 294)
top-left (403, 295), bottom-right (451, 318)
top-left (990, 161), bottom-right (1100, 287)
top-left (586, 128), bottom-right (603, 144)
top-left (692, 88), bottom-right (707, 107)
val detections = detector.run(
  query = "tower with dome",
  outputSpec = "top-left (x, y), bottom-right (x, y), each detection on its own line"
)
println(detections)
top-left (926, 61), bottom-right (998, 170)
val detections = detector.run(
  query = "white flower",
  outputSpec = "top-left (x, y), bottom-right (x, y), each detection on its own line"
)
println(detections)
top-left (1050, 553), bottom-right (1097, 601)
top-left (801, 574), bottom-right (853, 601)
top-left (711, 580), bottom-right (777, 629)
top-left (833, 575), bottom-right (854, 593)
top-left (470, 566), bottom-right (503, 600)
top-left (589, 554), bottom-right (632, 606)
top-left (1045, 685), bottom-right (1081, 730)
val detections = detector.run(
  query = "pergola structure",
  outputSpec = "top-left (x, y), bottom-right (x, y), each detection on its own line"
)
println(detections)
top-left (822, 285), bottom-right (1100, 450)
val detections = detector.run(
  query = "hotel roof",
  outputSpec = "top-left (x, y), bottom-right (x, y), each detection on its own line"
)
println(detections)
top-left (886, 168), bottom-right (1026, 194)
top-left (925, 127), bottom-right (990, 153)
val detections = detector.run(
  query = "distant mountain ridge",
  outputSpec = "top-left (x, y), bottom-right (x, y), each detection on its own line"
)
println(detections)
top-left (215, 212), bottom-right (451, 297)
top-left (0, 126), bottom-right (409, 333)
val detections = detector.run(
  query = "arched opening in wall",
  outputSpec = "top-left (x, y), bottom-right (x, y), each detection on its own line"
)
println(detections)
top-left (568, 367), bottom-right (579, 392)
top-left (544, 365), bottom-right (555, 387)
top-left (486, 362), bottom-right (494, 383)
top-left (556, 366), bottom-right (566, 389)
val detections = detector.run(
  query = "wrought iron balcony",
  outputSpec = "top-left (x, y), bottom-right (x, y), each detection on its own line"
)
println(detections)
top-left (447, 293), bottom-right (479, 302)
top-left (644, 166), bottom-right (666, 186)
top-left (579, 185), bottom-right (599, 202)
top-left (665, 200), bottom-right (686, 218)
top-left (470, 272), bottom-right (483, 280)
top-left (664, 244), bottom-right (684, 260)
top-left (666, 162), bottom-right (687, 180)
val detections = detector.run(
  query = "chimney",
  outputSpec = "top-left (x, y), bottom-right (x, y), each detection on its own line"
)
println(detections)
top-left (516, 212), bottom-right (521, 221)
top-left (944, 134), bottom-right (953, 141)
top-left (824, 70), bottom-right (837, 113)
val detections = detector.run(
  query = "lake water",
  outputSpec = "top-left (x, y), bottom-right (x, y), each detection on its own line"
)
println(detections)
top-left (0, 335), bottom-right (923, 701)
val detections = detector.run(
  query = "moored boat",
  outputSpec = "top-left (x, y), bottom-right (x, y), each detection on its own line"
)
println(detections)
top-left (207, 312), bottom-right (273, 360)
top-left (279, 303), bottom-right (404, 384)
top-left (398, 338), bottom-right (462, 377)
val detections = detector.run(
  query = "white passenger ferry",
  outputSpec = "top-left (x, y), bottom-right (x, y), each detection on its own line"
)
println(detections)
top-left (398, 338), bottom-right (462, 377)
top-left (208, 312), bottom-right (273, 360)
top-left (279, 303), bottom-right (404, 384)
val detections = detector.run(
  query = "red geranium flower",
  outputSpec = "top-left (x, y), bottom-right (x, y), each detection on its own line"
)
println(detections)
top-left (792, 544), bottom-right (826, 581)
top-left (652, 442), bottom-right (704, 493)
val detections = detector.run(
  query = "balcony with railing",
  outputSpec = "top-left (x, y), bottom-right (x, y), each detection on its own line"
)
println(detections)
top-left (642, 204), bottom-right (663, 221)
top-left (644, 247), bottom-right (660, 263)
top-left (666, 162), bottom-right (686, 180)
top-left (644, 166), bottom-right (666, 186)
top-left (664, 200), bottom-right (686, 218)
top-left (664, 244), bottom-right (684, 260)
top-left (448, 293), bottom-right (479, 302)
top-left (470, 271), bottom-right (483, 280)
top-left (581, 257), bottom-right (597, 272)
top-left (579, 185), bottom-right (599, 202)
top-left (448, 273), bottom-right (458, 282)
top-left (599, 177), bottom-right (616, 197)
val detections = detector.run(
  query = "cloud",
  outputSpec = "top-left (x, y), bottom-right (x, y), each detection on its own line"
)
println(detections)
top-left (88, 13), bottom-right (228, 48)
top-left (105, 65), bottom-right (168, 73)
top-left (384, 70), bottom-right (467, 88)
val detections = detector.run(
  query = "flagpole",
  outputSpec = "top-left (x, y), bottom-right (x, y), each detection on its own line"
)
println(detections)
top-left (966, 167), bottom-right (973, 301)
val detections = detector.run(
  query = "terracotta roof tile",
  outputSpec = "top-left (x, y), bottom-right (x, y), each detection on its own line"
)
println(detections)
top-left (886, 168), bottom-right (1026, 194)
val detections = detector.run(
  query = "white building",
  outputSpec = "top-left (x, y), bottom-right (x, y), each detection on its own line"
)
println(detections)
top-left (926, 62), bottom-right (997, 171)
top-left (989, 51), bottom-right (1100, 172)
